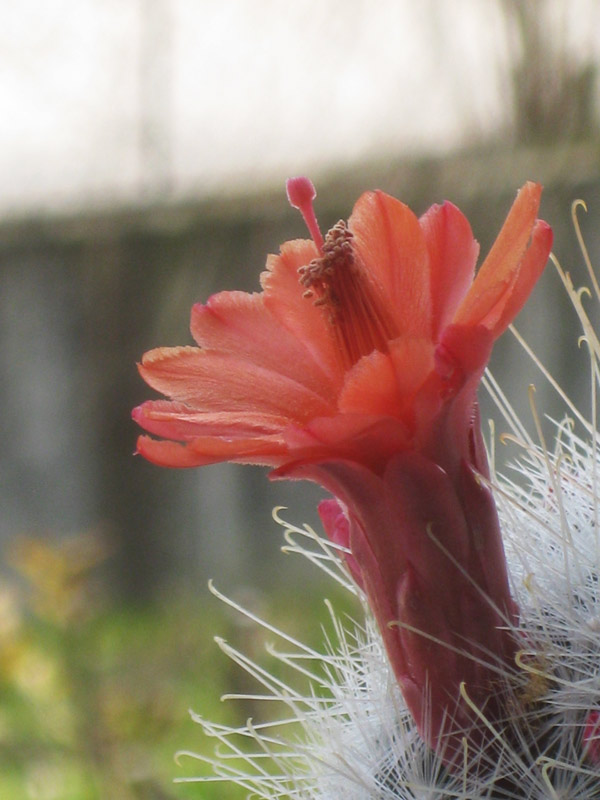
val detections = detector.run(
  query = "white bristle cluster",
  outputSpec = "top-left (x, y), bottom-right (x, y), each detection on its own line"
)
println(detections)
top-left (177, 206), bottom-right (600, 798)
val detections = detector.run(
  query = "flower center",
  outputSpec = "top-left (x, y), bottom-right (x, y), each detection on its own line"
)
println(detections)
top-left (300, 220), bottom-right (395, 368)
top-left (286, 176), bottom-right (396, 369)
top-left (299, 220), bottom-right (354, 310)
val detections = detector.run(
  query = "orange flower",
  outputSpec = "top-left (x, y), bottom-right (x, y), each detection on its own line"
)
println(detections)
top-left (133, 178), bottom-right (552, 762)
top-left (134, 179), bottom-right (550, 478)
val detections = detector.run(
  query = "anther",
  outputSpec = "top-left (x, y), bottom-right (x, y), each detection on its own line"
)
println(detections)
top-left (298, 221), bottom-right (356, 315)
top-left (297, 219), bottom-right (396, 368)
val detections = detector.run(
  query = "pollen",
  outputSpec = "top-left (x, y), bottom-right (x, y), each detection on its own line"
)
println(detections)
top-left (299, 220), bottom-right (354, 308)
top-left (299, 220), bottom-right (396, 368)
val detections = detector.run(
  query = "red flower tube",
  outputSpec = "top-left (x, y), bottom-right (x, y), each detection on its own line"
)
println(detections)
top-left (133, 178), bottom-right (552, 761)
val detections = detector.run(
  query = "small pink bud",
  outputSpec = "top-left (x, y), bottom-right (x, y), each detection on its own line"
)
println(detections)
top-left (583, 709), bottom-right (600, 763)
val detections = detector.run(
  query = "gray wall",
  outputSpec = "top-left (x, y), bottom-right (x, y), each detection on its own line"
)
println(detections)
top-left (1, 143), bottom-right (599, 599)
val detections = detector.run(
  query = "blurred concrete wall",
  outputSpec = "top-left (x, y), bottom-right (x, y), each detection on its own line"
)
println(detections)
top-left (1, 142), bottom-right (599, 598)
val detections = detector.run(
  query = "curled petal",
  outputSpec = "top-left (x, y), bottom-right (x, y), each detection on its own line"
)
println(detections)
top-left (481, 219), bottom-right (553, 338)
top-left (454, 182), bottom-right (551, 334)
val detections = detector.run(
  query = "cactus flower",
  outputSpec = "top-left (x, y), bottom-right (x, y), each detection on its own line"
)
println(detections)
top-left (133, 178), bottom-right (552, 761)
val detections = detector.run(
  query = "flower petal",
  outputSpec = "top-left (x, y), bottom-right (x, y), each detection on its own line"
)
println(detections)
top-left (453, 182), bottom-right (551, 335)
top-left (133, 400), bottom-right (290, 441)
top-left (280, 414), bottom-right (410, 472)
top-left (261, 239), bottom-right (343, 385)
top-left (137, 346), bottom-right (335, 420)
top-left (479, 219), bottom-right (553, 337)
top-left (338, 339), bottom-right (434, 421)
top-left (190, 290), bottom-right (336, 402)
top-left (389, 338), bottom-right (436, 398)
top-left (135, 437), bottom-right (215, 467)
top-left (136, 434), bottom-right (287, 468)
top-left (338, 350), bottom-right (401, 416)
top-left (186, 434), bottom-right (287, 465)
top-left (349, 190), bottom-right (431, 338)
top-left (436, 323), bottom-right (494, 378)
top-left (419, 201), bottom-right (479, 340)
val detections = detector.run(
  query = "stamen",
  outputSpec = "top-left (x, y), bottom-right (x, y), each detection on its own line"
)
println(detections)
top-left (286, 176), bottom-right (324, 252)
top-left (298, 220), bottom-right (354, 309)
top-left (298, 220), bottom-right (396, 368)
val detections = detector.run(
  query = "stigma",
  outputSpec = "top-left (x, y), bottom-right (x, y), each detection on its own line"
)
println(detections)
top-left (286, 176), bottom-right (324, 251)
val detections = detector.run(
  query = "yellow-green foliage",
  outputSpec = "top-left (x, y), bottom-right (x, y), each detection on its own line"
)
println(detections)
top-left (0, 530), bottom-right (351, 799)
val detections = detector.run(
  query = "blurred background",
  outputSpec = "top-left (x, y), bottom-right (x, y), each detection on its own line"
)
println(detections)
top-left (1, 0), bottom-right (599, 797)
